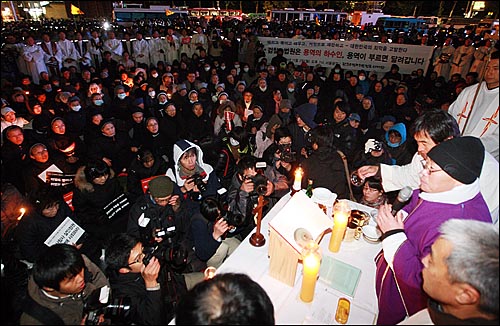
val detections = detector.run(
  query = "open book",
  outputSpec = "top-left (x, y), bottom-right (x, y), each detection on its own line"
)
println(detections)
top-left (268, 191), bottom-right (333, 254)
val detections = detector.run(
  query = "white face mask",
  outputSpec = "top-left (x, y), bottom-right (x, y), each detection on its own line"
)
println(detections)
top-left (288, 88), bottom-right (295, 93)
top-left (204, 67), bottom-right (210, 71)
top-left (159, 100), bottom-right (167, 105)
top-left (243, 67), bottom-right (249, 72)
top-left (359, 76), bottom-right (366, 81)
top-left (229, 137), bottom-right (240, 146)
top-left (117, 93), bottom-right (126, 100)
top-left (149, 91), bottom-right (156, 97)
top-left (234, 64), bottom-right (240, 69)
top-left (152, 73), bottom-right (158, 78)
top-left (71, 105), bottom-right (81, 111)
top-left (220, 65), bottom-right (226, 70)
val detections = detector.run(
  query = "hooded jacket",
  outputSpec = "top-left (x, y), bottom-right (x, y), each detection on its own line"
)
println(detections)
top-left (166, 140), bottom-right (221, 215)
top-left (384, 123), bottom-right (414, 166)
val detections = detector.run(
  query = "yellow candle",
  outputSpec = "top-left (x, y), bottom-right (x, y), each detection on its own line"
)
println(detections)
top-left (293, 167), bottom-right (303, 191)
top-left (300, 242), bottom-right (321, 302)
top-left (329, 201), bottom-right (351, 253)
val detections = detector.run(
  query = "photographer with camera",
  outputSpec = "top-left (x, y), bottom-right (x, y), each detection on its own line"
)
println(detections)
top-left (127, 176), bottom-right (205, 277)
top-left (351, 138), bottom-right (393, 169)
top-left (19, 244), bottom-right (109, 325)
top-left (227, 156), bottom-right (288, 238)
top-left (166, 139), bottom-right (222, 216)
top-left (214, 126), bottom-right (253, 190)
top-left (262, 126), bottom-right (298, 182)
top-left (104, 233), bottom-right (170, 325)
top-left (190, 197), bottom-right (242, 268)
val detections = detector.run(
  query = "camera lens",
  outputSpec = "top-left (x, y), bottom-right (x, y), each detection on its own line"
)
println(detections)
top-left (350, 171), bottom-right (365, 187)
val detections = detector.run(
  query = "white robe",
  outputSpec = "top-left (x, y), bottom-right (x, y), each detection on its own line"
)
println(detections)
top-left (179, 36), bottom-right (192, 58)
top-left (165, 34), bottom-right (180, 65)
top-left (450, 44), bottom-right (475, 79)
top-left (103, 38), bottom-right (123, 62)
top-left (74, 40), bottom-right (92, 69)
top-left (432, 44), bottom-right (455, 81)
top-left (41, 41), bottom-right (63, 70)
top-left (133, 38), bottom-right (150, 67)
top-left (58, 39), bottom-right (78, 70)
top-left (448, 82), bottom-right (499, 162)
top-left (22, 44), bottom-right (47, 84)
top-left (149, 37), bottom-right (166, 67)
top-left (89, 37), bottom-right (103, 68)
top-left (469, 46), bottom-right (491, 75)
top-left (191, 33), bottom-right (208, 54)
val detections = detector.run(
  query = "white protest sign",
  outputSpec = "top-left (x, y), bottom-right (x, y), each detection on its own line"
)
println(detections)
top-left (44, 217), bottom-right (85, 247)
top-left (259, 37), bottom-right (435, 75)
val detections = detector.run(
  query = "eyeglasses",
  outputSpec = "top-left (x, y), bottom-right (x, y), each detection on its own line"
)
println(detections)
top-left (422, 161), bottom-right (443, 175)
top-left (128, 251), bottom-right (145, 266)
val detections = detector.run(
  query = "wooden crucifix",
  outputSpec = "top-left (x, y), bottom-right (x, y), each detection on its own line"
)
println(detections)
top-left (250, 194), bottom-right (268, 247)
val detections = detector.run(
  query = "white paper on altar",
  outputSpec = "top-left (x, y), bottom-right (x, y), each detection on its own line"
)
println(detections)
top-left (44, 217), bottom-right (85, 247)
top-left (268, 191), bottom-right (333, 254)
top-left (38, 164), bottom-right (63, 183)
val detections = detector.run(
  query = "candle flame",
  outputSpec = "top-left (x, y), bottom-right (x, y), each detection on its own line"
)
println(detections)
top-left (17, 207), bottom-right (26, 220)
top-left (204, 266), bottom-right (217, 280)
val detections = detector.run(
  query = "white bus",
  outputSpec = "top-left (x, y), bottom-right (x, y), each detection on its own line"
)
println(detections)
top-left (112, 5), bottom-right (189, 26)
top-left (267, 8), bottom-right (349, 24)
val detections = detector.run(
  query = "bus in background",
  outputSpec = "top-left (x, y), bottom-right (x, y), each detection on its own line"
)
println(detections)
top-left (267, 8), bottom-right (349, 24)
top-left (112, 4), bottom-right (189, 26)
top-left (188, 8), bottom-right (243, 21)
top-left (351, 10), bottom-right (390, 29)
top-left (246, 12), bottom-right (267, 20)
top-left (476, 18), bottom-right (499, 37)
top-left (417, 16), bottom-right (440, 28)
top-left (376, 16), bottom-right (428, 33)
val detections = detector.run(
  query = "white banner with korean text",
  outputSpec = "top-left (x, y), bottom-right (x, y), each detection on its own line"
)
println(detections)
top-left (259, 37), bottom-right (435, 75)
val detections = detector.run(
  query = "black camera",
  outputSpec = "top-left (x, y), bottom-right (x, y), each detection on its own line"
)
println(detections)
top-left (84, 287), bottom-right (132, 325)
top-left (246, 173), bottom-right (268, 196)
top-left (153, 225), bottom-right (176, 239)
top-left (277, 143), bottom-right (296, 163)
top-left (305, 131), bottom-right (314, 157)
top-left (189, 173), bottom-right (207, 192)
top-left (142, 244), bottom-right (188, 272)
top-left (219, 210), bottom-right (246, 228)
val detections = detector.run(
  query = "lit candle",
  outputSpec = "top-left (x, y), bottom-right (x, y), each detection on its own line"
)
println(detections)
top-left (300, 242), bottom-right (321, 303)
top-left (329, 200), bottom-right (351, 253)
top-left (17, 207), bottom-right (26, 221)
top-left (292, 167), bottom-right (303, 192)
top-left (204, 266), bottom-right (217, 280)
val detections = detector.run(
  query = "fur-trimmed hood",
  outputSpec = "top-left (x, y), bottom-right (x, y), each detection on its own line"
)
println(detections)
top-left (74, 165), bottom-right (115, 193)
top-left (165, 139), bottom-right (213, 187)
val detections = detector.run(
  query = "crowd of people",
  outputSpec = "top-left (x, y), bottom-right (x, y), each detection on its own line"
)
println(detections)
top-left (1, 13), bottom-right (499, 325)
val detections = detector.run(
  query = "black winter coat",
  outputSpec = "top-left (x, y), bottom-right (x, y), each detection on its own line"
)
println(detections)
top-left (301, 147), bottom-right (349, 199)
top-left (107, 271), bottom-right (165, 325)
top-left (72, 167), bottom-right (129, 240)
